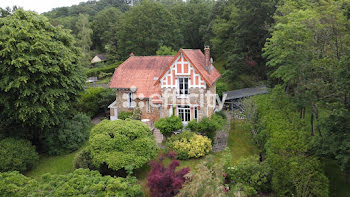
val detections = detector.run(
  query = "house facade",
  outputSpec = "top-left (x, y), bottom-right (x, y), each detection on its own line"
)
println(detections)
top-left (108, 47), bottom-right (221, 124)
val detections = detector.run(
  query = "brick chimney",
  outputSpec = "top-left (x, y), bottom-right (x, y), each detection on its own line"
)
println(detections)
top-left (204, 46), bottom-right (210, 72)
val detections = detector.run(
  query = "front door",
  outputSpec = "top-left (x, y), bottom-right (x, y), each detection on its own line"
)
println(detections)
top-left (178, 105), bottom-right (190, 126)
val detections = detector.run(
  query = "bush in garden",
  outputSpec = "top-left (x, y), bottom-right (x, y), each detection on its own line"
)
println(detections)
top-left (41, 113), bottom-right (91, 155)
top-left (186, 114), bottom-right (225, 142)
top-left (73, 148), bottom-right (96, 170)
top-left (215, 110), bottom-right (227, 120)
top-left (155, 116), bottom-right (183, 137)
top-left (35, 169), bottom-right (143, 196)
top-left (0, 169), bottom-right (143, 196)
top-left (225, 156), bottom-right (271, 196)
top-left (119, 111), bottom-right (133, 120)
top-left (147, 153), bottom-right (190, 197)
top-left (177, 155), bottom-right (229, 197)
top-left (0, 171), bottom-right (38, 197)
top-left (0, 138), bottom-right (39, 172)
top-left (186, 120), bottom-right (199, 131)
top-left (168, 131), bottom-right (212, 160)
top-left (88, 119), bottom-right (158, 172)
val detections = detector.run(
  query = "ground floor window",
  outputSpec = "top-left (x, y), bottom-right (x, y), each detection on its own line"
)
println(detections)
top-left (178, 105), bottom-right (190, 122)
top-left (193, 106), bottom-right (198, 121)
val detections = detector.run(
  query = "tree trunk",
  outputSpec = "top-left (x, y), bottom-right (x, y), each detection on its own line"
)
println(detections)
top-left (311, 112), bottom-right (315, 136)
top-left (314, 106), bottom-right (322, 137)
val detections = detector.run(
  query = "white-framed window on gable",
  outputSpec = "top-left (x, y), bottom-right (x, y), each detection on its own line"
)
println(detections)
top-left (178, 77), bottom-right (189, 95)
top-left (128, 92), bottom-right (135, 108)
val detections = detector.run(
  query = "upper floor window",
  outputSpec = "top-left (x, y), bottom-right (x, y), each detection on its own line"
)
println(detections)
top-left (178, 77), bottom-right (189, 95)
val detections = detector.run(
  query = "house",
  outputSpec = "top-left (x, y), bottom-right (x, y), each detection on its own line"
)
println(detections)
top-left (91, 54), bottom-right (106, 64)
top-left (108, 47), bottom-right (221, 124)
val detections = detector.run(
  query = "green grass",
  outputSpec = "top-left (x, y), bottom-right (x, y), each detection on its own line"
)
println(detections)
top-left (25, 147), bottom-right (83, 180)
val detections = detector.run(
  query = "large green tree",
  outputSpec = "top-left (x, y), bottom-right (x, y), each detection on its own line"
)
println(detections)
top-left (75, 13), bottom-right (93, 65)
top-left (92, 7), bottom-right (123, 53)
top-left (116, 0), bottom-right (181, 58)
top-left (211, 0), bottom-right (277, 86)
top-left (170, 0), bottom-right (215, 49)
top-left (0, 10), bottom-right (85, 138)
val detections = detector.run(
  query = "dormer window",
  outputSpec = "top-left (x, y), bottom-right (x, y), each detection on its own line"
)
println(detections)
top-left (178, 77), bottom-right (189, 95)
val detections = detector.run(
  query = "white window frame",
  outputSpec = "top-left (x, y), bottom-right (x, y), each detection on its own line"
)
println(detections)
top-left (178, 105), bottom-right (191, 124)
top-left (178, 77), bottom-right (189, 96)
top-left (128, 92), bottom-right (135, 108)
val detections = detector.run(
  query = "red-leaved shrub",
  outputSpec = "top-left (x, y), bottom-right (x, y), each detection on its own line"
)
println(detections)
top-left (147, 152), bottom-right (190, 197)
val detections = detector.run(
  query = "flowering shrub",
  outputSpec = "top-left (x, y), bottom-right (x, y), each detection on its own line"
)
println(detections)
top-left (168, 131), bottom-right (212, 160)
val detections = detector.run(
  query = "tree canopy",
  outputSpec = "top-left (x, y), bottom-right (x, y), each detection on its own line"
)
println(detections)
top-left (116, 0), bottom-right (182, 59)
top-left (0, 10), bottom-right (85, 137)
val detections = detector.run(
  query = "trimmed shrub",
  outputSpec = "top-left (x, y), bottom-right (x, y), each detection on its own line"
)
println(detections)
top-left (0, 169), bottom-right (143, 196)
top-left (0, 138), bottom-right (39, 172)
top-left (36, 169), bottom-right (143, 196)
top-left (147, 153), bottom-right (190, 197)
top-left (41, 113), bottom-right (90, 155)
top-left (86, 62), bottom-right (121, 77)
top-left (0, 171), bottom-right (37, 197)
top-left (168, 131), bottom-right (212, 160)
top-left (89, 119), bottom-right (158, 172)
top-left (155, 116), bottom-right (183, 137)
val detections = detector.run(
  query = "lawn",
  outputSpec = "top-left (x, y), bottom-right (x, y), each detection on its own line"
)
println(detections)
top-left (25, 146), bottom-right (84, 180)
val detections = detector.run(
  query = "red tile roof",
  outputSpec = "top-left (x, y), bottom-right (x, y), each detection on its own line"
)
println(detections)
top-left (109, 49), bottom-right (221, 98)
top-left (182, 49), bottom-right (221, 86)
top-left (109, 56), bottom-right (173, 98)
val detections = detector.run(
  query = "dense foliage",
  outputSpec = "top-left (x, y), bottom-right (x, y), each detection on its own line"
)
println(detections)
top-left (0, 10), bottom-right (84, 138)
top-left (155, 116), bottom-right (183, 137)
top-left (76, 87), bottom-right (115, 117)
top-left (116, 1), bottom-right (181, 59)
top-left (147, 153), bottom-right (190, 197)
top-left (0, 169), bottom-right (143, 196)
top-left (187, 114), bottom-right (225, 141)
top-left (263, 0), bottom-right (350, 178)
top-left (40, 113), bottom-right (90, 155)
top-left (252, 90), bottom-right (329, 196)
top-left (0, 138), bottom-right (39, 172)
top-left (168, 131), bottom-right (212, 160)
top-left (119, 111), bottom-right (134, 120)
top-left (88, 119), bottom-right (158, 172)
top-left (177, 155), bottom-right (229, 197)
top-left (0, 171), bottom-right (37, 197)
top-left (225, 156), bottom-right (271, 196)
top-left (73, 148), bottom-right (96, 170)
